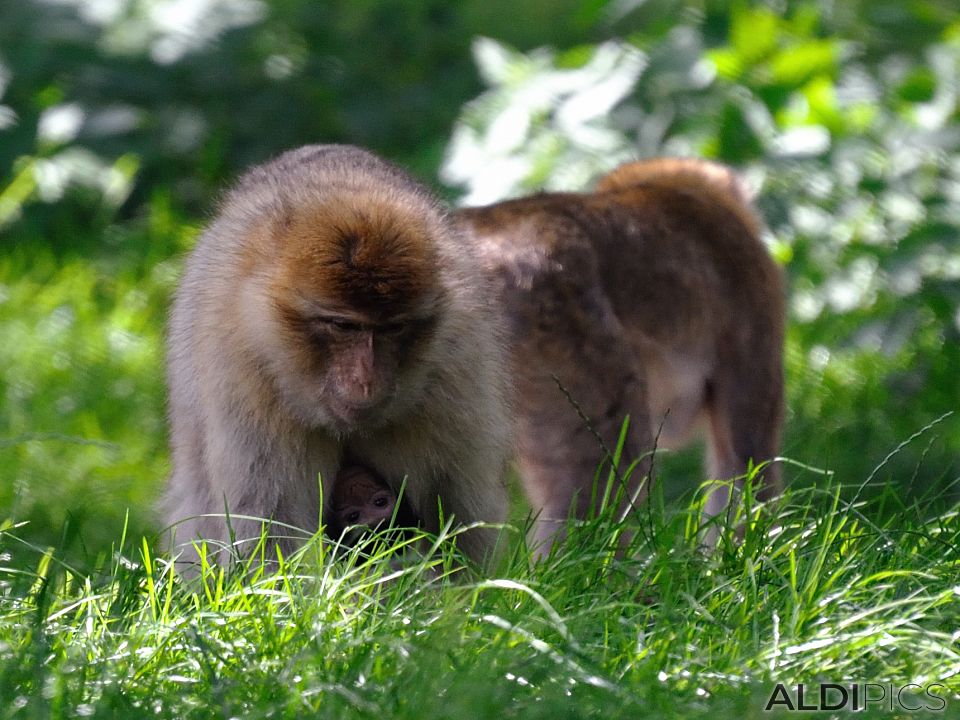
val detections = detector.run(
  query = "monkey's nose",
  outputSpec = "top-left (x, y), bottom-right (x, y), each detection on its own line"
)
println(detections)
top-left (345, 379), bottom-right (381, 408)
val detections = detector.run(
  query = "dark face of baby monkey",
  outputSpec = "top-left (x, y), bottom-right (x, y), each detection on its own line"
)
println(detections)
top-left (329, 465), bottom-right (399, 544)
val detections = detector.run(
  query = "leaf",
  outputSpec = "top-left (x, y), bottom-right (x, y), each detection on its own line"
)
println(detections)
top-left (730, 5), bottom-right (780, 64)
top-left (897, 67), bottom-right (937, 103)
top-left (769, 40), bottom-right (839, 86)
top-left (707, 48), bottom-right (743, 81)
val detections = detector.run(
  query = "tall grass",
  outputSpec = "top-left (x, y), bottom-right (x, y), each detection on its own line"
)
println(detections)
top-left (1, 461), bottom-right (957, 719)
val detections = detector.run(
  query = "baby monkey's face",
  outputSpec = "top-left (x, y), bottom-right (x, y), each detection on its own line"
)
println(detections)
top-left (331, 465), bottom-right (398, 542)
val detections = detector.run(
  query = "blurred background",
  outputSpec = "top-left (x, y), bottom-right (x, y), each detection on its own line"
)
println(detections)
top-left (1, 0), bottom-right (958, 569)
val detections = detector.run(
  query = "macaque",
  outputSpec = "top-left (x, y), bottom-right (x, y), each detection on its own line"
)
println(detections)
top-left (165, 144), bottom-right (510, 570)
top-left (328, 464), bottom-right (418, 547)
top-left (457, 158), bottom-right (785, 554)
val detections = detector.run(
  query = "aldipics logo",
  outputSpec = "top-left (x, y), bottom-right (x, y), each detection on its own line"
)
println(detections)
top-left (764, 683), bottom-right (948, 713)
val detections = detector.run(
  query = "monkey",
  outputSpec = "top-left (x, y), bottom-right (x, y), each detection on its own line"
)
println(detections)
top-left (456, 157), bottom-right (785, 555)
top-left (164, 144), bottom-right (511, 571)
top-left (327, 464), bottom-right (418, 548)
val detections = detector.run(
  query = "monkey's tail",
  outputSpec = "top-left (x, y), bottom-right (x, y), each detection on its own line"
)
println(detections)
top-left (595, 157), bottom-right (762, 237)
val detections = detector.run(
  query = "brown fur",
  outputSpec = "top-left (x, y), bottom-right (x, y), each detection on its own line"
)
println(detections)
top-left (165, 145), bottom-right (510, 570)
top-left (273, 201), bottom-right (440, 319)
top-left (458, 157), bottom-right (785, 554)
top-left (595, 157), bottom-right (762, 237)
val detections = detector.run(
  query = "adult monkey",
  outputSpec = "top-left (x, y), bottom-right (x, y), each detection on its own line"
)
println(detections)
top-left (165, 145), bottom-right (510, 569)
top-left (458, 158), bottom-right (785, 555)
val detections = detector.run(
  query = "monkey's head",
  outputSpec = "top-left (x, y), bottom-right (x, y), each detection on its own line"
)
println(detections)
top-left (247, 188), bottom-right (453, 432)
top-left (330, 465), bottom-right (398, 541)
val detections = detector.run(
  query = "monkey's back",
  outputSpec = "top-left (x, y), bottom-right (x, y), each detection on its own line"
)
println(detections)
top-left (458, 182), bottom-right (783, 361)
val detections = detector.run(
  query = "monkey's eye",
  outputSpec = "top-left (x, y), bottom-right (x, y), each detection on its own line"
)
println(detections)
top-left (373, 496), bottom-right (389, 507)
top-left (346, 511), bottom-right (360, 523)
top-left (377, 322), bottom-right (407, 336)
top-left (316, 317), bottom-right (364, 333)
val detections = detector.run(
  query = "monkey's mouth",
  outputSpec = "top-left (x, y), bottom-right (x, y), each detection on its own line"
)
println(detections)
top-left (327, 395), bottom-right (393, 432)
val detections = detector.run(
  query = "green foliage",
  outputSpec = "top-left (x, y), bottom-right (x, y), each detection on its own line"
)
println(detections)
top-left (0, 0), bottom-right (597, 222)
top-left (0, 194), bottom-right (188, 565)
top-left (0, 481), bottom-right (957, 717)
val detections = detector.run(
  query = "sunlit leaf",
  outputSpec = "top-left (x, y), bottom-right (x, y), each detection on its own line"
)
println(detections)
top-left (769, 40), bottom-right (839, 86)
top-left (730, 5), bottom-right (780, 64)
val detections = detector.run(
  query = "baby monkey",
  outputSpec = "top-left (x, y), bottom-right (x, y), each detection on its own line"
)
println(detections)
top-left (329, 464), bottom-right (418, 547)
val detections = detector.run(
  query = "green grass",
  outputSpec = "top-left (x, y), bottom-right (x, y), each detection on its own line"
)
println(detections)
top-left (1, 469), bottom-right (958, 719)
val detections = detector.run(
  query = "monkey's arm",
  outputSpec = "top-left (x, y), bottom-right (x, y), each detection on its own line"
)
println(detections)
top-left (168, 386), bottom-right (340, 567)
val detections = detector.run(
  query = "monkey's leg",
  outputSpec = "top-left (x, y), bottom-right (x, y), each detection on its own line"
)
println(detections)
top-left (703, 340), bottom-right (784, 526)
top-left (512, 252), bottom-right (655, 558)
top-left (517, 368), bottom-right (653, 559)
top-left (437, 471), bottom-right (509, 568)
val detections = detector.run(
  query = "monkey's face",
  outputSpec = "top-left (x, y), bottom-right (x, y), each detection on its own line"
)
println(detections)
top-left (263, 198), bottom-right (447, 431)
top-left (300, 314), bottom-right (439, 428)
top-left (331, 466), bottom-right (398, 543)
top-left (334, 488), bottom-right (396, 530)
